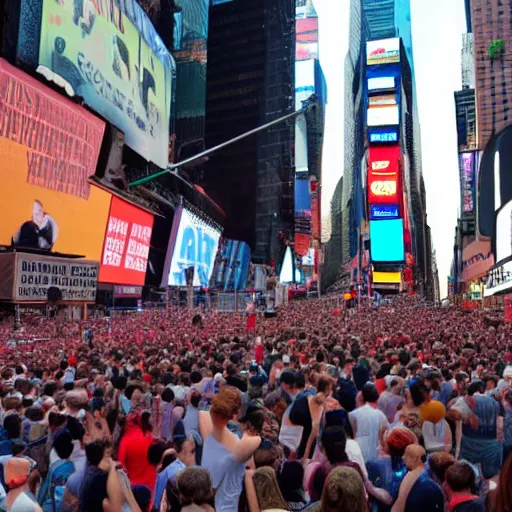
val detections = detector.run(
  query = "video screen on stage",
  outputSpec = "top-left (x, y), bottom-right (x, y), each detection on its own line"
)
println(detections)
top-left (165, 207), bottom-right (221, 288)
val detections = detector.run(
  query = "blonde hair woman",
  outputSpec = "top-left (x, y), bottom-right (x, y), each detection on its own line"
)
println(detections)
top-left (245, 466), bottom-right (289, 512)
top-left (321, 467), bottom-right (368, 512)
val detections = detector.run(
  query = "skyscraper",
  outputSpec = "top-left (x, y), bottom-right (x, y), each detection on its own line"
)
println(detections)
top-left (202, 0), bottom-right (295, 265)
top-left (471, 0), bottom-right (512, 150)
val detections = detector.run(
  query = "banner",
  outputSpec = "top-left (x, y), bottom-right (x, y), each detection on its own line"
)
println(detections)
top-left (38, 0), bottom-right (174, 168)
top-left (113, 285), bottom-right (142, 298)
top-left (0, 253), bottom-right (98, 302)
top-left (460, 152), bottom-right (476, 214)
top-left (505, 295), bottom-right (512, 323)
top-left (99, 197), bottom-right (154, 286)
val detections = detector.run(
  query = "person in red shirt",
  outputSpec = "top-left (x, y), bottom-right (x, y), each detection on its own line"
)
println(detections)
top-left (117, 411), bottom-right (156, 494)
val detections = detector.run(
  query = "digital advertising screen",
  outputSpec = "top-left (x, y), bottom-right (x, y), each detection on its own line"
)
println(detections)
top-left (367, 105), bottom-right (399, 127)
top-left (368, 77), bottom-right (396, 92)
top-left (0, 59), bottom-right (111, 261)
top-left (370, 219), bottom-right (405, 262)
top-left (460, 152), bottom-right (476, 214)
top-left (98, 197), bottom-right (154, 286)
top-left (165, 207), bottom-right (221, 288)
top-left (369, 127), bottom-right (399, 144)
top-left (369, 95), bottom-right (397, 107)
top-left (496, 200), bottom-right (512, 264)
top-left (368, 144), bottom-right (400, 205)
top-left (38, 0), bottom-right (175, 168)
top-left (371, 205), bottom-right (399, 219)
top-left (367, 38), bottom-right (400, 66)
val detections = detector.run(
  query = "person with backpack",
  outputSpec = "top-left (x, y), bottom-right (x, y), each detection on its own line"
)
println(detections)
top-left (38, 430), bottom-right (75, 512)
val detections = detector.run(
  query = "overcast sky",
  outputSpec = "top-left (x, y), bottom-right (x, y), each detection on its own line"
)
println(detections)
top-left (315, 0), bottom-right (467, 297)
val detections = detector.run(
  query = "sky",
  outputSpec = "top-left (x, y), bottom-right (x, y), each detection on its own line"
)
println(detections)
top-left (315, 0), bottom-right (467, 297)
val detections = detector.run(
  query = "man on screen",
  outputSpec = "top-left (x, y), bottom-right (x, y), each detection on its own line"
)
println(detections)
top-left (13, 200), bottom-right (59, 251)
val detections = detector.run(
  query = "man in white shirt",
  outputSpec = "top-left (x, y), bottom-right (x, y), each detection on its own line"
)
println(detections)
top-left (349, 383), bottom-right (389, 462)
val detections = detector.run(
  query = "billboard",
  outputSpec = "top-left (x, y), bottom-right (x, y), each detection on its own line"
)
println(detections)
top-left (373, 271), bottom-right (401, 284)
top-left (368, 178), bottom-right (398, 204)
top-left (0, 253), bottom-right (98, 302)
top-left (370, 219), bottom-right (405, 262)
top-left (368, 77), bottom-right (395, 92)
top-left (369, 95), bottom-right (397, 107)
top-left (98, 197), bottom-right (154, 286)
top-left (460, 152), bottom-right (476, 215)
top-left (38, 0), bottom-right (175, 168)
top-left (496, 200), bottom-right (512, 263)
top-left (485, 260), bottom-right (512, 297)
top-left (367, 105), bottom-right (399, 127)
top-left (0, 59), bottom-right (111, 260)
top-left (296, 0), bottom-right (317, 19)
top-left (211, 239), bottom-right (251, 291)
top-left (369, 127), bottom-right (399, 144)
top-left (165, 207), bottom-right (221, 288)
top-left (366, 38), bottom-right (400, 66)
top-left (295, 59), bottom-right (316, 110)
top-left (296, 18), bottom-right (319, 61)
top-left (371, 205), bottom-right (399, 219)
top-left (368, 145), bottom-right (400, 205)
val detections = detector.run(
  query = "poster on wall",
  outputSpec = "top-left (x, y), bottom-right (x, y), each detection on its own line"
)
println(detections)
top-left (0, 59), bottom-right (111, 261)
top-left (164, 207), bottom-right (221, 288)
top-left (99, 197), bottom-right (154, 286)
top-left (38, 0), bottom-right (175, 168)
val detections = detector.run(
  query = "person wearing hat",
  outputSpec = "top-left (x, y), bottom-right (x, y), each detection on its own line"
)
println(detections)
top-left (5, 457), bottom-right (40, 511)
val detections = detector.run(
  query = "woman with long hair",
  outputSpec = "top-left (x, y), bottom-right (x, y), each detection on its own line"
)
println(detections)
top-left (320, 467), bottom-right (368, 512)
top-left (200, 386), bottom-right (261, 512)
top-left (246, 466), bottom-right (289, 512)
top-left (487, 452), bottom-right (512, 512)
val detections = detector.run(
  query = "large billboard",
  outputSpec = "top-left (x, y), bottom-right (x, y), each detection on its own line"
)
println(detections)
top-left (370, 219), bottom-right (405, 262)
top-left (38, 0), bottom-right (174, 168)
top-left (98, 197), bottom-right (154, 286)
top-left (496, 200), bottom-right (512, 264)
top-left (164, 207), bottom-right (221, 288)
top-left (296, 18), bottom-right (319, 61)
top-left (367, 105), bottom-right (399, 127)
top-left (368, 144), bottom-right (400, 205)
top-left (460, 152), bottom-right (476, 215)
top-left (210, 239), bottom-right (251, 291)
top-left (0, 59), bottom-right (111, 260)
top-left (366, 38), bottom-right (400, 66)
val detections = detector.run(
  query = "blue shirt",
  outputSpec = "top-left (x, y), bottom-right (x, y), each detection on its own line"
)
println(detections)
top-left (153, 459), bottom-right (186, 509)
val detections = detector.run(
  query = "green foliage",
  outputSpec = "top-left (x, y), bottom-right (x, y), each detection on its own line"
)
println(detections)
top-left (488, 39), bottom-right (505, 61)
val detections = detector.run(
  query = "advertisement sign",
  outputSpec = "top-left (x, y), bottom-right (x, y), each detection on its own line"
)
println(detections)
top-left (496, 200), bottom-right (512, 263)
top-left (368, 77), bottom-right (395, 92)
top-left (0, 59), bottom-right (111, 260)
top-left (371, 205), bottom-right (399, 219)
top-left (367, 38), bottom-right (400, 66)
top-left (370, 219), bottom-right (405, 262)
top-left (295, 60), bottom-right (316, 110)
top-left (38, 0), bottom-right (174, 168)
top-left (296, 18), bottom-right (319, 61)
top-left (166, 207), bottom-right (221, 288)
top-left (369, 95), bottom-right (397, 107)
top-left (368, 179), bottom-right (398, 204)
top-left (460, 152), bottom-right (476, 214)
top-left (212, 0), bottom-right (233, 4)
top-left (369, 128), bottom-right (399, 144)
top-left (461, 241), bottom-right (493, 283)
top-left (114, 285), bottom-right (143, 299)
top-left (484, 260), bottom-right (512, 297)
top-left (0, 252), bottom-right (98, 302)
top-left (99, 197), bottom-right (154, 286)
top-left (210, 239), bottom-right (251, 291)
top-left (296, 0), bottom-right (317, 19)
top-left (367, 105), bottom-right (399, 127)
top-left (368, 145), bottom-right (400, 205)
top-left (373, 271), bottom-right (401, 284)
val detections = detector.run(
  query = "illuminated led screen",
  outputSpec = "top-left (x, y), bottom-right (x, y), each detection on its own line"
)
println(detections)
top-left (370, 219), bottom-right (404, 262)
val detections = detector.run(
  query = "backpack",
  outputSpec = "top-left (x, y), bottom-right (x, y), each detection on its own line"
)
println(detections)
top-left (38, 459), bottom-right (75, 512)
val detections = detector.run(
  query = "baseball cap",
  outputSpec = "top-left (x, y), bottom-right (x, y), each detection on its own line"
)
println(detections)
top-left (282, 355), bottom-right (291, 365)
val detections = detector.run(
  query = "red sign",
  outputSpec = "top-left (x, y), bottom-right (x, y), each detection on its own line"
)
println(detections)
top-left (368, 145), bottom-right (401, 205)
top-left (99, 197), bottom-right (154, 285)
top-left (505, 295), bottom-right (512, 323)
top-left (0, 59), bottom-right (105, 200)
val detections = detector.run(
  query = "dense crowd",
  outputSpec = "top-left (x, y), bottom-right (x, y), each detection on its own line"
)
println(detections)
top-left (0, 294), bottom-right (510, 512)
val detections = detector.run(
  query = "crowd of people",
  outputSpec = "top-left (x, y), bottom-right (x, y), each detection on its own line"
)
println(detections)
top-left (0, 294), bottom-right (510, 512)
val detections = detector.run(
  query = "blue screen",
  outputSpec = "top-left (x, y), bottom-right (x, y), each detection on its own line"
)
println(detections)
top-left (370, 219), bottom-right (404, 262)
top-left (371, 205), bottom-right (399, 219)
top-left (369, 131), bottom-right (398, 143)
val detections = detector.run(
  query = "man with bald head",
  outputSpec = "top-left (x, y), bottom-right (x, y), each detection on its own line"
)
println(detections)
top-left (392, 445), bottom-right (443, 512)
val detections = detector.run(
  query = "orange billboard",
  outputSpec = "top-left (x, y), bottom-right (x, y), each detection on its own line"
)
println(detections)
top-left (0, 58), bottom-right (110, 261)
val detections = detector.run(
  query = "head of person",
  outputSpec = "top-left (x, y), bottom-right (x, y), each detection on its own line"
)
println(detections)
top-left (278, 460), bottom-right (305, 502)
top-left (32, 200), bottom-right (44, 226)
top-left (320, 467), bottom-right (367, 512)
top-left (409, 379), bottom-right (429, 407)
top-left (362, 382), bottom-right (379, 404)
top-left (5, 457), bottom-right (39, 495)
top-left (316, 375), bottom-right (334, 405)
top-left (53, 430), bottom-right (74, 461)
top-left (402, 444), bottom-right (426, 471)
top-left (177, 468), bottom-right (213, 507)
top-left (174, 437), bottom-right (196, 467)
top-left (210, 385), bottom-right (241, 426)
top-left (4, 414), bottom-right (21, 440)
top-left (279, 370), bottom-right (296, 397)
top-left (252, 466), bottom-right (289, 511)
top-left (320, 425), bottom-right (348, 465)
top-left (444, 461), bottom-right (476, 498)
top-left (428, 452), bottom-right (456, 485)
top-left (385, 426), bottom-right (418, 462)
